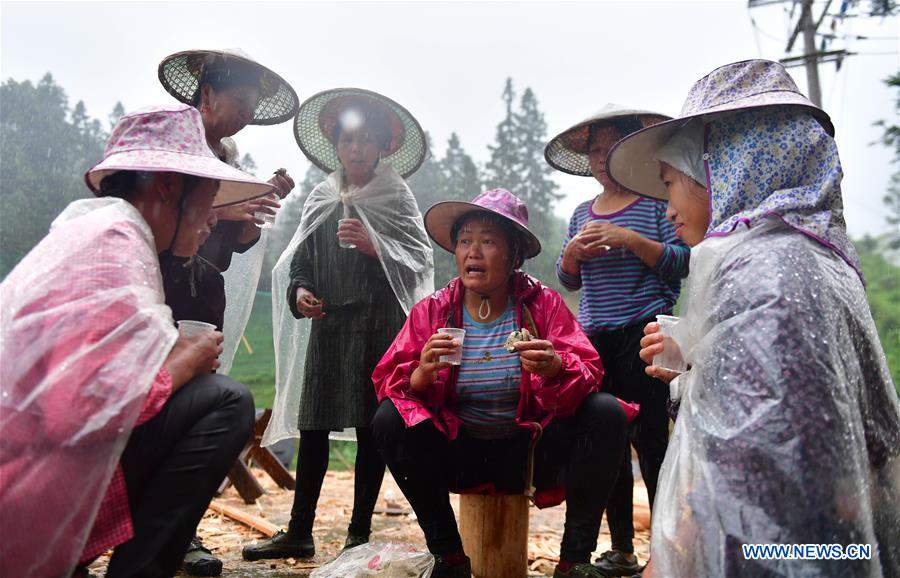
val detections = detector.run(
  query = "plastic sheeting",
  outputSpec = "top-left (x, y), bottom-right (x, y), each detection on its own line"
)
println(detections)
top-left (263, 165), bottom-right (434, 446)
top-left (309, 542), bottom-right (435, 578)
top-left (653, 218), bottom-right (900, 577)
top-left (0, 198), bottom-right (178, 577)
top-left (219, 228), bottom-right (269, 375)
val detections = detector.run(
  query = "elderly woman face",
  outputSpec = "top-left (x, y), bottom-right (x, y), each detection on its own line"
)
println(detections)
top-left (587, 124), bottom-right (624, 190)
top-left (336, 121), bottom-right (384, 184)
top-left (660, 162), bottom-right (711, 246)
top-left (168, 176), bottom-right (221, 256)
top-left (200, 83), bottom-right (261, 138)
top-left (453, 216), bottom-right (517, 295)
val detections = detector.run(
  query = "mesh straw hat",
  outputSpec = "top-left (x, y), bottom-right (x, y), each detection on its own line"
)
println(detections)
top-left (158, 49), bottom-right (299, 125)
top-left (607, 59), bottom-right (834, 200)
top-left (294, 88), bottom-right (427, 178)
top-left (544, 104), bottom-right (671, 177)
top-left (85, 104), bottom-right (274, 207)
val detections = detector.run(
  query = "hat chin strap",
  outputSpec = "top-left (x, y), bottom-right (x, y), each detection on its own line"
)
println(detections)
top-left (165, 192), bottom-right (190, 254)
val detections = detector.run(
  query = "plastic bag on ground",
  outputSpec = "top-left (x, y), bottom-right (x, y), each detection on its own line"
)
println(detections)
top-left (310, 542), bottom-right (435, 578)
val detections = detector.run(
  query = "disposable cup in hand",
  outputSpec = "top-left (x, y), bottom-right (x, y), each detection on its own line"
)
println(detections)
top-left (653, 315), bottom-right (687, 373)
top-left (437, 328), bottom-right (466, 366)
top-left (255, 210), bottom-right (275, 229)
top-left (177, 320), bottom-right (216, 337)
top-left (338, 218), bottom-right (357, 249)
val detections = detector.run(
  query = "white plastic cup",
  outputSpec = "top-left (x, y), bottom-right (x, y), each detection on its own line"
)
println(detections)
top-left (255, 194), bottom-right (278, 229)
top-left (255, 210), bottom-right (276, 229)
top-left (338, 218), bottom-right (357, 249)
top-left (653, 315), bottom-right (687, 372)
top-left (437, 328), bottom-right (466, 365)
top-left (582, 218), bottom-right (612, 252)
top-left (177, 320), bottom-right (217, 337)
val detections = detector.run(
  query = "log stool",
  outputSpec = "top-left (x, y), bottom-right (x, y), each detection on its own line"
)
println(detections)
top-left (460, 493), bottom-right (530, 578)
top-left (459, 424), bottom-right (541, 578)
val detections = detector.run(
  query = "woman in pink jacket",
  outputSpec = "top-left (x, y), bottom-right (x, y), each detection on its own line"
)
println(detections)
top-left (372, 188), bottom-right (635, 578)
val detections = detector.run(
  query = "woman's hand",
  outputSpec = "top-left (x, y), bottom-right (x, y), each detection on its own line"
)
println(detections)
top-left (164, 330), bottom-right (224, 390)
top-left (515, 339), bottom-right (562, 378)
top-left (578, 220), bottom-right (634, 250)
top-left (296, 288), bottom-right (325, 319)
top-left (269, 169), bottom-right (295, 199)
top-left (565, 235), bottom-right (608, 262)
top-left (337, 218), bottom-right (377, 257)
top-left (215, 196), bottom-right (280, 225)
top-left (640, 322), bottom-right (681, 384)
top-left (410, 332), bottom-right (458, 392)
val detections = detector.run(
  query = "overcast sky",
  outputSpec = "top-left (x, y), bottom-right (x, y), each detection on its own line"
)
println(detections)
top-left (2, 1), bottom-right (898, 237)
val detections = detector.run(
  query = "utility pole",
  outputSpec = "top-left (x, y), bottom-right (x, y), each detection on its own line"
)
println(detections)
top-left (800, 0), bottom-right (824, 105)
top-left (750, 0), bottom-right (898, 100)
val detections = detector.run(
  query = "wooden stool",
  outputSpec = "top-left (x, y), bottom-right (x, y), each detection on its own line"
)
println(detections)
top-left (218, 409), bottom-right (296, 504)
top-left (460, 493), bottom-right (530, 578)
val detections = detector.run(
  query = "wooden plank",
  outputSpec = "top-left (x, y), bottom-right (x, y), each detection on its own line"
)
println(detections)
top-left (228, 447), bottom-right (265, 504)
top-left (460, 494), bottom-right (529, 578)
top-left (208, 500), bottom-right (279, 537)
top-left (251, 445), bottom-right (295, 490)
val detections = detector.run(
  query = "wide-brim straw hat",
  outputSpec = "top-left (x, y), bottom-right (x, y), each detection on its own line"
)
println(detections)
top-left (608, 59), bottom-right (835, 200)
top-left (294, 88), bottom-right (427, 178)
top-left (85, 104), bottom-right (274, 207)
top-left (425, 188), bottom-right (542, 259)
top-left (545, 104), bottom-right (671, 177)
top-left (158, 49), bottom-right (299, 126)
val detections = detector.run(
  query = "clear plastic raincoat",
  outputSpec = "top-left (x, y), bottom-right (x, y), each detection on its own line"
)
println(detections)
top-left (652, 109), bottom-right (900, 577)
top-left (0, 198), bottom-right (178, 577)
top-left (263, 164), bottom-right (434, 446)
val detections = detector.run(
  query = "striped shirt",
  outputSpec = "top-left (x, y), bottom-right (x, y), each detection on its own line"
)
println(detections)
top-left (556, 196), bottom-right (689, 334)
top-left (452, 304), bottom-right (522, 439)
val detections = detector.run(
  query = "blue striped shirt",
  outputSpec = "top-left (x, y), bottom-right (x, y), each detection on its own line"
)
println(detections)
top-left (556, 196), bottom-right (689, 334)
top-left (452, 305), bottom-right (521, 439)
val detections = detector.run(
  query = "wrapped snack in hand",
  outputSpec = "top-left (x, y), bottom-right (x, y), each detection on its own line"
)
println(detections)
top-left (505, 327), bottom-right (533, 352)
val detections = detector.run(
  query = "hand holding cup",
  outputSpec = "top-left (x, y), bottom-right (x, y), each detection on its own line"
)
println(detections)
top-left (640, 321), bottom-right (683, 384)
top-left (410, 330), bottom-right (462, 392)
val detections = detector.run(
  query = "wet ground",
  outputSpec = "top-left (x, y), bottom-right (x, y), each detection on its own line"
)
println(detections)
top-left (90, 468), bottom-right (651, 577)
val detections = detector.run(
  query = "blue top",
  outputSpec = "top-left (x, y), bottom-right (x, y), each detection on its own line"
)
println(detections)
top-left (556, 196), bottom-right (690, 334)
top-left (452, 304), bottom-right (522, 439)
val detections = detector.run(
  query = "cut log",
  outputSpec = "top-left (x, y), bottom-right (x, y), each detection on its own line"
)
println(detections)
top-left (208, 500), bottom-right (279, 537)
top-left (459, 494), bottom-right (529, 578)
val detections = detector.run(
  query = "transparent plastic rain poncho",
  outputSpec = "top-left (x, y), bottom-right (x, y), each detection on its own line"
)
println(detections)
top-left (0, 198), bottom-right (177, 577)
top-left (651, 109), bottom-right (900, 577)
top-left (263, 164), bottom-right (434, 446)
top-left (219, 227), bottom-right (270, 375)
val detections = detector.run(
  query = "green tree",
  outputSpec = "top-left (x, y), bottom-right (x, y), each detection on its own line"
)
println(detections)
top-left (481, 78), bottom-right (566, 290)
top-left (1, 74), bottom-right (105, 277)
top-left (442, 132), bottom-right (481, 201)
top-left (240, 153), bottom-right (258, 175)
top-left (885, 174), bottom-right (900, 250)
top-left (484, 78), bottom-right (520, 190)
top-left (108, 101), bottom-right (125, 128)
top-left (855, 237), bottom-right (900, 391)
top-left (875, 71), bottom-right (900, 249)
top-left (408, 133), bottom-right (456, 287)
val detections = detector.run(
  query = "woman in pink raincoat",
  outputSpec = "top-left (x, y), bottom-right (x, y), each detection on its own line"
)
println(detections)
top-left (371, 188), bottom-right (637, 578)
top-left (0, 104), bottom-right (273, 578)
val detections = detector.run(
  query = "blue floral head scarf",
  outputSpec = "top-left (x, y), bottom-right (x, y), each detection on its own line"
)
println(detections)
top-left (705, 106), bottom-right (861, 279)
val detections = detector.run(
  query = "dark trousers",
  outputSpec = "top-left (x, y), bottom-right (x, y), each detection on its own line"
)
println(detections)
top-left (105, 374), bottom-right (255, 578)
top-left (590, 319), bottom-right (670, 553)
top-left (372, 393), bottom-right (628, 563)
top-left (288, 427), bottom-right (386, 537)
